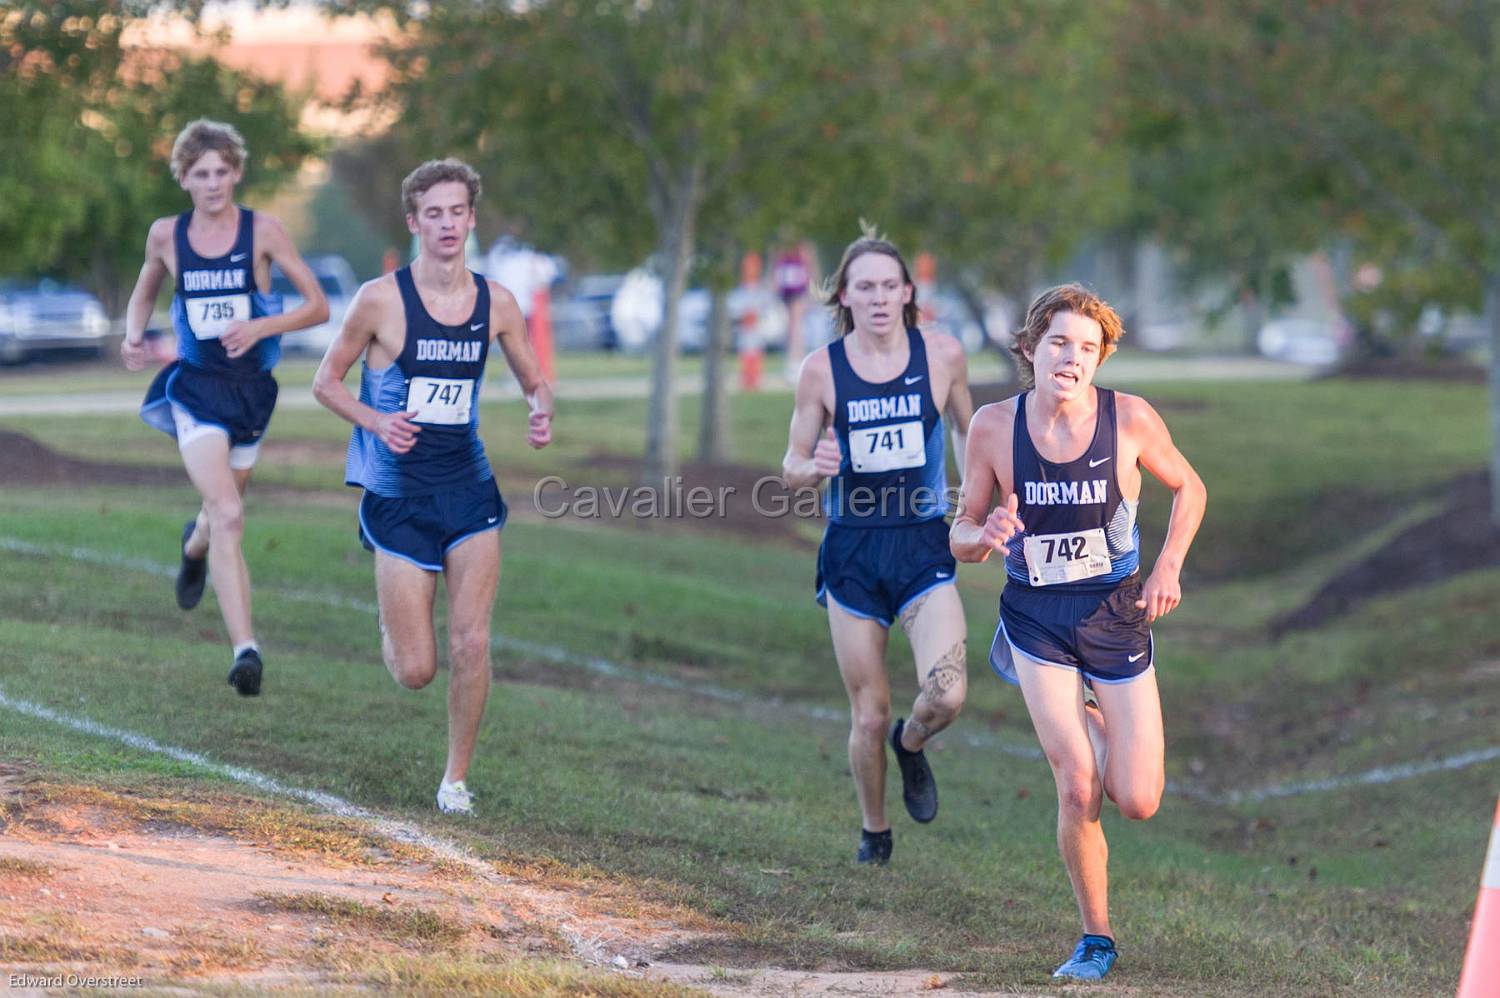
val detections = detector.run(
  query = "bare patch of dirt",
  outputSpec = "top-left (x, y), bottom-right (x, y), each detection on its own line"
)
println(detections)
top-left (560, 452), bottom-right (819, 548)
top-left (649, 962), bottom-right (1007, 996)
top-left (1325, 356), bottom-right (1486, 383)
top-left (0, 768), bottom-right (712, 991)
top-left (0, 430), bottom-right (177, 488)
top-left (970, 379), bottom-right (1021, 408)
top-left (258, 437), bottom-right (350, 467)
top-left (969, 379), bottom-right (1208, 413)
top-left (0, 767), bottom-right (1020, 996)
top-left (1272, 471), bottom-right (1500, 634)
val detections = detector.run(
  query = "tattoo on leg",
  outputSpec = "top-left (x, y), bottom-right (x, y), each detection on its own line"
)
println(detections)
top-left (906, 717), bottom-right (934, 742)
top-left (898, 592), bottom-right (932, 634)
top-left (920, 642), bottom-right (967, 702)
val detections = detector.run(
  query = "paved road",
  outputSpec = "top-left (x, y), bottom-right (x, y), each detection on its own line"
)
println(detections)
top-left (0, 354), bottom-right (1317, 418)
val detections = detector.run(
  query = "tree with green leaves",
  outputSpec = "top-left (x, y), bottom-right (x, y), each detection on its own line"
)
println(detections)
top-left (1118, 0), bottom-right (1500, 523)
top-left (0, 2), bottom-right (312, 313)
top-left (358, 0), bottom-right (940, 485)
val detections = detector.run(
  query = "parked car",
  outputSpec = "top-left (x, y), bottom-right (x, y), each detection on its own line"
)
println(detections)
top-left (608, 266), bottom-right (793, 354)
top-left (551, 273), bottom-right (624, 351)
top-left (273, 254), bottom-right (359, 355)
top-left (1257, 316), bottom-right (1352, 366)
top-left (0, 278), bottom-right (112, 364)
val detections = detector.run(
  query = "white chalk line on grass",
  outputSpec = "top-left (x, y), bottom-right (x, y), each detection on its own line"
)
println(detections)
top-left (0, 686), bottom-right (492, 879)
top-left (6, 535), bottom-right (1499, 805)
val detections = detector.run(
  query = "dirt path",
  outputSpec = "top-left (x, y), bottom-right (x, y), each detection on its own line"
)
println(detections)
top-left (0, 767), bottom-right (1018, 996)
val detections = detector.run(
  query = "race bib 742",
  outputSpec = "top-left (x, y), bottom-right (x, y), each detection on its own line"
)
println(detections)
top-left (1022, 528), bottom-right (1112, 586)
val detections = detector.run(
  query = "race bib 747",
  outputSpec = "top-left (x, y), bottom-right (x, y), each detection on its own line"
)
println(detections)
top-left (408, 376), bottom-right (474, 425)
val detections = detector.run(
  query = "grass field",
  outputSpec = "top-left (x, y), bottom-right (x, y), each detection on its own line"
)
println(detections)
top-left (0, 360), bottom-right (1495, 995)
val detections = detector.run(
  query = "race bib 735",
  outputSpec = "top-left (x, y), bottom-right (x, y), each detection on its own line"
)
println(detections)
top-left (187, 294), bottom-right (250, 340)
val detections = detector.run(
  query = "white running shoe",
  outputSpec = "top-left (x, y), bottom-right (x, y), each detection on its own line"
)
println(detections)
top-left (436, 779), bottom-right (474, 815)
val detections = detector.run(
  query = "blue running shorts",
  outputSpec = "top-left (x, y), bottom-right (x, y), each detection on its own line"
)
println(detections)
top-left (816, 518), bottom-right (956, 628)
top-left (358, 478), bottom-right (507, 572)
top-left (990, 575), bottom-right (1153, 686)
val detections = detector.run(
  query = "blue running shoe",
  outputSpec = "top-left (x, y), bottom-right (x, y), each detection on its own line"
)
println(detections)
top-left (1052, 934), bottom-right (1116, 980)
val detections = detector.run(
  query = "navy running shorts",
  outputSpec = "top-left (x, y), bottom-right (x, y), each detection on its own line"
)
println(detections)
top-left (141, 361), bottom-right (279, 449)
top-left (358, 478), bottom-right (507, 572)
top-left (816, 517), bottom-right (956, 628)
top-left (989, 574), bottom-right (1153, 686)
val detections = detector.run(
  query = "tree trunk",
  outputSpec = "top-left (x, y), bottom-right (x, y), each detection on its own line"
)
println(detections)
top-left (1487, 271), bottom-right (1500, 527)
top-left (698, 286), bottom-right (732, 463)
top-left (643, 165), bottom-right (703, 490)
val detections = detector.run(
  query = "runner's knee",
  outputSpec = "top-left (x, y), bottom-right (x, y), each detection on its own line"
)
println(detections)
top-left (1053, 764), bottom-right (1103, 817)
top-left (204, 495), bottom-right (244, 538)
top-left (924, 674), bottom-right (966, 724)
top-left (851, 703), bottom-right (891, 743)
top-left (447, 627), bottom-right (490, 672)
top-left (385, 644), bottom-right (436, 690)
top-left (1111, 779), bottom-right (1162, 821)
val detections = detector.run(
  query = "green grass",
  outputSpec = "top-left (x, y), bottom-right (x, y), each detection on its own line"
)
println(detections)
top-left (0, 371), bottom-right (1494, 996)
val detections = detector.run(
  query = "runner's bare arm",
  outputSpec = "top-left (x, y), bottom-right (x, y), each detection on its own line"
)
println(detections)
top-left (222, 214), bottom-right (328, 359)
top-left (934, 333), bottom-right (975, 471)
top-left (781, 352), bottom-right (838, 489)
top-left (1124, 395), bottom-right (1206, 621)
top-left (312, 278), bottom-right (420, 455)
top-left (488, 280), bottom-right (553, 449)
top-left (120, 219), bottom-right (173, 371)
top-left (950, 402), bottom-right (1023, 562)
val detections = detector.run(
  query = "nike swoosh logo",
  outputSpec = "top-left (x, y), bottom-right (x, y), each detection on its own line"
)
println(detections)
top-left (471, 322), bottom-right (484, 331)
top-left (1128, 652), bottom-right (1146, 662)
top-left (230, 252), bottom-right (248, 262)
top-left (904, 375), bottom-right (923, 385)
top-left (1089, 457), bottom-right (1111, 468)
top-left (486, 516), bottom-right (499, 524)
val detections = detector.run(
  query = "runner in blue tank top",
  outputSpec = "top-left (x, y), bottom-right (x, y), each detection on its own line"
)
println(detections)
top-left (950, 284), bottom-right (1207, 981)
top-left (783, 235), bottom-right (975, 866)
top-left (313, 159), bottom-right (555, 817)
top-left (121, 119), bottom-right (329, 697)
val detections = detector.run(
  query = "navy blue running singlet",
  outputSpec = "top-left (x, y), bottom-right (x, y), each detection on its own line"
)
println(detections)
top-left (170, 207), bottom-right (281, 374)
top-left (825, 327), bottom-right (948, 527)
top-left (1005, 387), bottom-right (1139, 589)
top-left (344, 267), bottom-right (494, 497)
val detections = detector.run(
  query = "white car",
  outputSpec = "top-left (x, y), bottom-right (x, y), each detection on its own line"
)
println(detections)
top-left (0, 278), bottom-right (112, 364)
top-left (1257, 316), bottom-right (1352, 366)
top-left (274, 255), bottom-right (359, 355)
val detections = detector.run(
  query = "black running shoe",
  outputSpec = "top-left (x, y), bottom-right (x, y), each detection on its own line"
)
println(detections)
top-left (890, 717), bottom-right (938, 823)
top-left (175, 518), bottom-right (207, 610)
top-left (856, 828), bottom-right (892, 866)
top-left (228, 648), bottom-right (263, 697)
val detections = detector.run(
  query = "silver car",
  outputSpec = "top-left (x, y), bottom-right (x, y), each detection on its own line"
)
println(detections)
top-left (0, 278), bottom-right (112, 364)
top-left (273, 254), bottom-right (359, 354)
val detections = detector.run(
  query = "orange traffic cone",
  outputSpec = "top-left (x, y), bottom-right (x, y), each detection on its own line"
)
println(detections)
top-left (737, 251), bottom-right (763, 392)
top-left (529, 286), bottom-right (555, 384)
top-left (1458, 795), bottom-right (1500, 997)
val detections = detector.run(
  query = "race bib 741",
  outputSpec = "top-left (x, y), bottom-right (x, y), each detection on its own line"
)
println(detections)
top-left (849, 420), bottom-right (924, 473)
